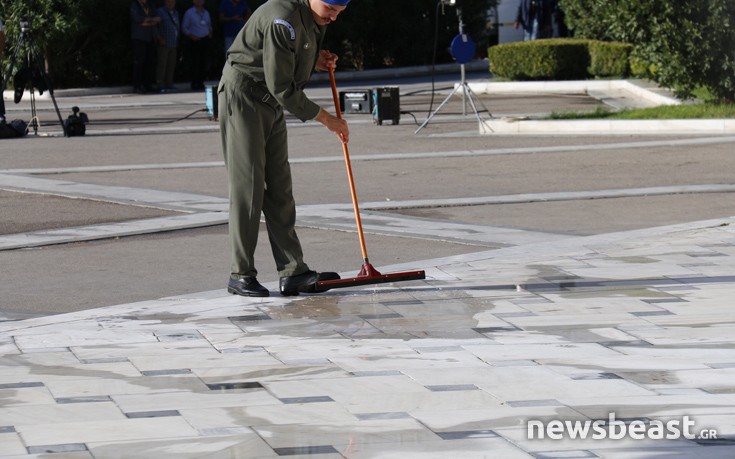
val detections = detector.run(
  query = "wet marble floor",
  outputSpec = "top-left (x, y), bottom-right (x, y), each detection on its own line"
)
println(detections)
top-left (2, 217), bottom-right (735, 458)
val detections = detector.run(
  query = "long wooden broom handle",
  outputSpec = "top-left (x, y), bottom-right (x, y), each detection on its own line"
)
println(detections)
top-left (328, 67), bottom-right (369, 263)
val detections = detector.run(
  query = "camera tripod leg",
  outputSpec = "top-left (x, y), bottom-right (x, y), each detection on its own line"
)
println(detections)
top-left (415, 61), bottom-right (494, 134)
top-left (414, 84), bottom-right (462, 134)
top-left (461, 84), bottom-right (494, 133)
top-left (29, 49), bottom-right (67, 136)
top-left (1, 29), bottom-right (66, 136)
top-left (0, 36), bottom-right (25, 121)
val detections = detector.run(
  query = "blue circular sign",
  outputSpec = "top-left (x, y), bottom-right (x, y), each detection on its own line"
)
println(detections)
top-left (450, 33), bottom-right (476, 64)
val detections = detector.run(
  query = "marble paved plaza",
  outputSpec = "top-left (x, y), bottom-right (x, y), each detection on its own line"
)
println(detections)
top-left (2, 217), bottom-right (735, 458)
top-left (2, 74), bottom-right (735, 457)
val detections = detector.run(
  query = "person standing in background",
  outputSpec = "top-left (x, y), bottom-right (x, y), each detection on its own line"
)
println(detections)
top-left (0, 18), bottom-right (6, 123)
top-left (156, 0), bottom-right (181, 92)
top-left (0, 18), bottom-right (5, 59)
top-left (182, 0), bottom-right (213, 91)
top-left (130, 0), bottom-right (161, 94)
top-left (515, 0), bottom-right (555, 41)
top-left (219, 0), bottom-right (252, 56)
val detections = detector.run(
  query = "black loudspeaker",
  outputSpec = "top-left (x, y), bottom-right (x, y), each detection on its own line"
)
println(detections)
top-left (339, 90), bottom-right (372, 114)
top-left (372, 87), bottom-right (400, 125)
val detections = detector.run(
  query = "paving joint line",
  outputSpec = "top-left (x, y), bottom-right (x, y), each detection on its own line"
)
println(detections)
top-left (4, 135), bottom-right (734, 176)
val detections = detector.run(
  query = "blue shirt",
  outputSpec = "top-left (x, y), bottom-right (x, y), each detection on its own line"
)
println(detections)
top-left (219, 0), bottom-right (250, 38)
top-left (182, 7), bottom-right (213, 39)
top-left (156, 6), bottom-right (180, 48)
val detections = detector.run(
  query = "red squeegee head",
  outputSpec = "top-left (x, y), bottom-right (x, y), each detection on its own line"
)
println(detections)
top-left (315, 69), bottom-right (426, 291)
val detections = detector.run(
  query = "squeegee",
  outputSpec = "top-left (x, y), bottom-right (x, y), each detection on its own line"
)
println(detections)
top-left (315, 68), bottom-right (426, 292)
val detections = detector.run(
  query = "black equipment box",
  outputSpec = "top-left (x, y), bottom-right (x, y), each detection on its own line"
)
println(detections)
top-left (372, 86), bottom-right (400, 125)
top-left (339, 90), bottom-right (372, 114)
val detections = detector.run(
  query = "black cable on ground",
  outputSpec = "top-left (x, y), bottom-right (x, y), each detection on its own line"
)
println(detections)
top-left (88, 108), bottom-right (208, 126)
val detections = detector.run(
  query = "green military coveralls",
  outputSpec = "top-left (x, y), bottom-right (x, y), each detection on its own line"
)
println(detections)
top-left (218, 0), bottom-right (325, 278)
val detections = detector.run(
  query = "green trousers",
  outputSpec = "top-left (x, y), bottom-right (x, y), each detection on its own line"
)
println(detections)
top-left (218, 64), bottom-right (310, 278)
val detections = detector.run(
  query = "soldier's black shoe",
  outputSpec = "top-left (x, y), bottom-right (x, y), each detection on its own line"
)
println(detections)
top-left (301, 272), bottom-right (341, 293)
top-left (279, 271), bottom-right (340, 296)
top-left (228, 276), bottom-right (269, 297)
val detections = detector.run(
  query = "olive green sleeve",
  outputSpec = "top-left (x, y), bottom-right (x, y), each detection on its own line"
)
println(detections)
top-left (262, 21), bottom-right (321, 122)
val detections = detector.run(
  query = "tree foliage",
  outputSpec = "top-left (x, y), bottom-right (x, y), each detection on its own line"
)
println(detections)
top-left (2, 0), bottom-right (497, 88)
top-left (1, 0), bottom-right (131, 87)
top-left (324, 0), bottom-right (498, 70)
top-left (559, 0), bottom-right (735, 102)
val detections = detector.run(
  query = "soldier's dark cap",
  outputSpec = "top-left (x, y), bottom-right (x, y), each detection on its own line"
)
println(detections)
top-left (322, 0), bottom-right (351, 5)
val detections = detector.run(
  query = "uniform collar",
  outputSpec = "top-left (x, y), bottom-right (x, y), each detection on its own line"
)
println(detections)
top-left (299, 0), bottom-right (313, 22)
top-left (299, 0), bottom-right (324, 33)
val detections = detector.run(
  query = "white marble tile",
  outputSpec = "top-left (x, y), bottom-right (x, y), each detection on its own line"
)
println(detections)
top-left (0, 351), bottom-right (80, 368)
top-left (0, 359), bottom-right (141, 383)
top-left (334, 437), bottom-right (532, 458)
top-left (563, 264), bottom-right (696, 280)
top-left (470, 311), bottom-right (522, 328)
top-left (406, 337), bottom-right (494, 349)
top-left (0, 341), bottom-right (20, 355)
top-left (0, 402), bottom-right (125, 426)
top-left (588, 446), bottom-right (735, 459)
top-left (638, 306), bottom-right (735, 321)
top-left (344, 390), bottom-right (504, 414)
top-left (624, 325), bottom-right (735, 345)
top-left (17, 417), bottom-right (199, 445)
top-left (615, 368), bottom-right (735, 393)
top-left (0, 432), bottom-right (27, 456)
top-left (1, 454), bottom-right (93, 459)
top-left (69, 341), bottom-right (220, 360)
top-left (499, 313), bottom-right (645, 329)
top-left (473, 366), bottom-right (653, 401)
top-left (328, 350), bottom-right (490, 373)
top-left (464, 343), bottom-right (622, 363)
top-left (127, 350), bottom-right (282, 372)
top-left (262, 338), bottom-right (417, 362)
top-left (179, 403), bottom-right (358, 430)
top-left (519, 297), bottom-right (670, 315)
top-left (538, 354), bottom-right (711, 373)
top-left (14, 329), bottom-right (158, 351)
top-left (87, 432), bottom-right (278, 458)
top-left (0, 385), bottom-right (56, 406)
top-left (411, 405), bottom-right (585, 431)
top-left (559, 394), bottom-right (735, 418)
top-left (44, 375), bottom-right (209, 398)
top-left (193, 364), bottom-right (351, 383)
top-left (263, 374), bottom-right (428, 400)
top-left (253, 418), bottom-right (438, 448)
top-left (400, 366), bottom-right (501, 387)
top-left (495, 426), bottom-right (697, 454)
top-left (612, 345), bottom-right (735, 363)
top-left (111, 390), bottom-right (280, 413)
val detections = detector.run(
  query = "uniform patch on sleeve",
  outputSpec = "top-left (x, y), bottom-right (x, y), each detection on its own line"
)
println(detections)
top-left (273, 19), bottom-right (296, 40)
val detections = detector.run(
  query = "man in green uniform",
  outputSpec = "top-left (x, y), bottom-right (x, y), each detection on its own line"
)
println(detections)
top-left (219, 0), bottom-right (351, 297)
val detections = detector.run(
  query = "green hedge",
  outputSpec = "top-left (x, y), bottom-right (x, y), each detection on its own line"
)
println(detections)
top-left (588, 40), bottom-right (632, 78)
top-left (487, 38), bottom-right (632, 80)
top-left (559, 0), bottom-right (735, 102)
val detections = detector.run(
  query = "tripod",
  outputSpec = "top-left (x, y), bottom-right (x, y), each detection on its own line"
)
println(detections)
top-left (415, 7), bottom-right (493, 134)
top-left (0, 18), bottom-right (66, 136)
